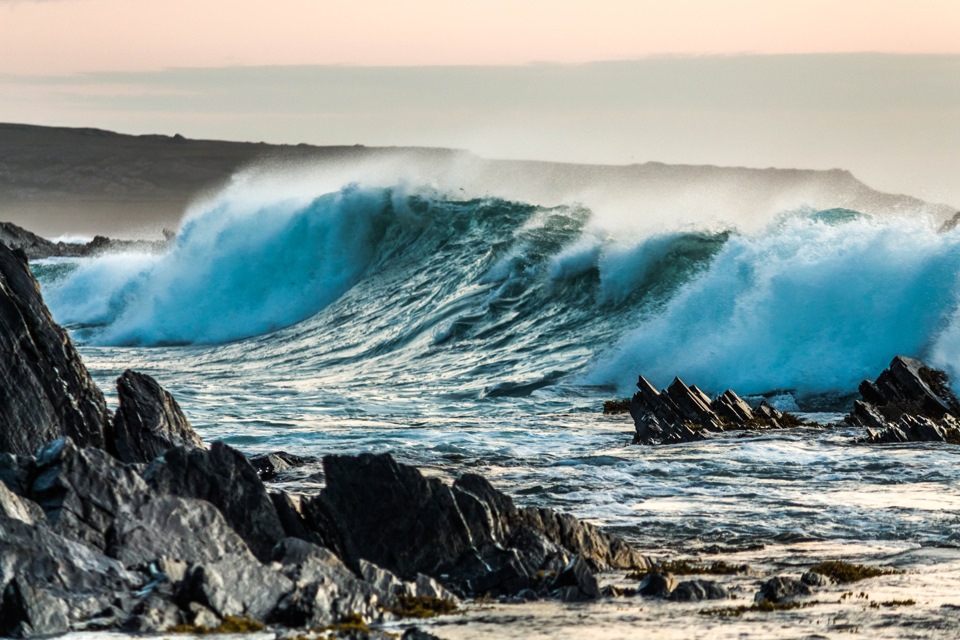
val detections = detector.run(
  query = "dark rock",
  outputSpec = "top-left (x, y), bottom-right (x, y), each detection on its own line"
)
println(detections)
top-left (110, 496), bottom-right (253, 567)
top-left (629, 374), bottom-right (798, 445)
top-left (668, 579), bottom-right (730, 601)
top-left (848, 356), bottom-right (960, 444)
top-left (402, 629), bottom-right (443, 640)
top-left (0, 579), bottom-right (70, 638)
top-left (314, 453), bottom-right (648, 598)
top-left (638, 572), bottom-right (677, 597)
top-left (178, 554), bottom-right (292, 622)
top-left (317, 453), bottom-right (475, 579)
top-left (755, 576), bottom-right (813, 603)
top-left (801, 571), bottom-right (832, 587)
top-left (121, 594), bottom-right (183, 633)
top-left (144, 442), bottom-right (286, 562)
top-left (112, 370), bottom-right (203, 464)
top-left (30, 437), bottom-right (149, 551)
top-left (270, 538), bottom-right (382, 626)
top-left (0, 243), bottom-right (111, 455)
top-left (249, 450), bottom-right (315, 480)
top-left (550, 555), bottom-right (600, 601)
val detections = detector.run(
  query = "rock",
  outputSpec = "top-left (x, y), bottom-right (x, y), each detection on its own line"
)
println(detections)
top-left (249, 451), bottom-right (315, 480)
top-left (402, 629), bottom-right (444, 640)
top-left (271, 538), bottom-right (382, 626)
top-left (186, 602), bottom-right (220, 628)
top-left (0, 579), bottom-right (70, 638)
top-left (550, 555), bottom-right (600, 601)
top-left (110, 496), bottom-right (254, 567)
top-left (178, 554), bottom-right (293, 622)
top-left (0, 507), bottom-right (143, 636)
top-left (629, 374), bottom-right (798, 445)
top-left (30, 437), bottom-right (149, 551)
top-left (668, 579), bottom-right (730, 601)
top-left (848, 356), bottom-right (960, 444)
top-left (144, 442), bottom-right (286, 562)
top-left (121, 594), bottom-right (183, 633)
top-left (801, 571), bottom-right (832, 587)
top-left (112, 370), bottom-right (203, 464)
top-left (637, 572), bottom-right (677, 598)
top-left (314, 453), bottom-right (647, 598)
top-left (0, 243), bottom-right (111, 455)
top-left (755, 576), bottom-right (813, 603)
top-left (0, 480), bottom-right (43, 525)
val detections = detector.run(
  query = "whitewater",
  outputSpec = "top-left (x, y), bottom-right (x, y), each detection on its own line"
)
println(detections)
top-left (33, 168), bottom-right (960, 637)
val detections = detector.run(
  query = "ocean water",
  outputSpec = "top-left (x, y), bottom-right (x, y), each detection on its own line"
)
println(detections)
top-left (32, 176), bottom-right (960, 637)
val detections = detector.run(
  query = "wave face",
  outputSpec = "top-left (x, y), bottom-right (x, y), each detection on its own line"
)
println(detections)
top-left (39, 182), bottom-right (960, 404)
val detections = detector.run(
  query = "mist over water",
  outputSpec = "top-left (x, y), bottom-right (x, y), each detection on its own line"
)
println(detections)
top-left (39, 164), bottom-right (960, 400)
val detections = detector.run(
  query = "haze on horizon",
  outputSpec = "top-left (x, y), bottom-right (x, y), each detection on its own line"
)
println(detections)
top-left (1, 0), bottom-right (959, 207)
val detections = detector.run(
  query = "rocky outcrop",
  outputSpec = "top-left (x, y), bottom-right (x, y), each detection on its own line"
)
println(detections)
top-left (312, 453), bottom-right (649, 598)
top-left (143, 443), bottom-right (287, 563)
top-left (112, 370), bottom-right (203, 464)
top-left (847, 356), bottom-right (960, 444)
top-left (755, 576), bottom-right (813, 604)
top-left (0, 438), bottom-right (461, 636)
top-left (0, 221), bottom-right (168, 260)
top-left (0, 244), bottom-right (111, 455)
top-left (629, 375), bottom-right (800, 445)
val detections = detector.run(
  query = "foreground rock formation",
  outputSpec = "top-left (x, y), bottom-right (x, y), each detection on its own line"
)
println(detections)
top-left (629, 375), bottom-right (801, 445)
top-left (0, 240), bottom-right (648, 636)
top-left (847, 356), bottom-right (960, 444)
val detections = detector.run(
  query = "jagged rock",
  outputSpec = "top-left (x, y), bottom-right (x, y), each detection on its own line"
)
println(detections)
top-left (755, 576), bottom-right (813, 603)
top-left (144, 442), bottom-right (286, 562)
top-left (668, 579), bottom-right (730, 601)
top-left (848, 356), bottom-right (960, 444)
top-left (0, 507), bottom-right (143, 637)
top-left (271, 538), bottom-right (384, 626)
top-left (314, 453), bottom-right (648, 598)
top-left (801, 571), bottom-right (832, 587)
top-left (630, 374), bottom-right (795, 445)
top-left (0, 221), bottom-right (169, 260)
top-left (637, 572), bottom-right (677, 598)
top-left (0, 579), bottom-right (71, 638)
top-left (550, 555), bottom-right (600, 601)
top-left (110, 496), bottom-right (253, 567)
top-left (178, 553), bottom-right (293, 622)
top-left (0, 480), bottom-right (43, 525)
top-left (121, 594), bottom-right (183, 633)
top-left (30, 437), bottom-right (150, 551)
top-left (0, 244), bottom-right (111, 455)
top-left (249, 451), bottom-right (315, 480)
top-left (112, 370), bottom-right (203, 464)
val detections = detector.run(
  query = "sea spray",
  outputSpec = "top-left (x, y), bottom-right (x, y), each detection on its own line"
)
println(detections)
top-left (588, 214), bottom-right (960, 396)
top-left (39, 183), bottom-right (960, 404)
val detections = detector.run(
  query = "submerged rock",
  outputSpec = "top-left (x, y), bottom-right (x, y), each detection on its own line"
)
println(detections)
top-left (669, 579), bottom-right (730, 602)
top-left (848, 356), bottom-right (960, 444)
top-left (112, 370), bottom-right (204, 464)
top-left (629, 375), bottom-right (801, 445)
top-left (0, 244), bottom-right (111, 455)
top-left (755, 576), bottom-right (814, 604)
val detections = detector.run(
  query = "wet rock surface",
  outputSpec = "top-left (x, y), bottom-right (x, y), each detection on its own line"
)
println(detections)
top-left (112, 370), bottom-right (204, 464)
top-left (848, 356), bottom-right (960, 444)
top-left (0, 243), bottom-right (111, 455)
top-left (629, 374), bottom-right (802, 445)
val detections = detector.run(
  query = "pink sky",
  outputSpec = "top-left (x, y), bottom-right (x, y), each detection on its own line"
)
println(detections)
top-left (1, 0), bottom-right (958, 74)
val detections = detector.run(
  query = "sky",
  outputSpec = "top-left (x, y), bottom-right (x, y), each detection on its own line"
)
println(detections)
top-left (1, 0), bottom-right (959, 206)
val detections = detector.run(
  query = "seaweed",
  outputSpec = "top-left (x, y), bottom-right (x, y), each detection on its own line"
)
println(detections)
top-left (808, 560), bottom-right (898, 584)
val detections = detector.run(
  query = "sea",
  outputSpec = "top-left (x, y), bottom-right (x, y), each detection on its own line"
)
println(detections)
top-left (31, 172), bottom-right (960, 638)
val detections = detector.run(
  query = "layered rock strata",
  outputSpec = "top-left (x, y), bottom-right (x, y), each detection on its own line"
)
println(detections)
top-left (629, 375), bottom-right (799, 445)
top-left (847, 356), bottom-right (960, 444)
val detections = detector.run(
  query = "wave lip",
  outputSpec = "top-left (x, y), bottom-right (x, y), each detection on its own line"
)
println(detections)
top-left (45, 185), bottom-right (401, 345)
